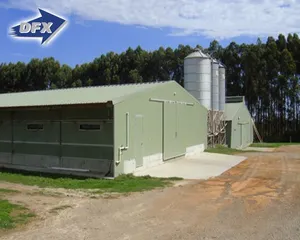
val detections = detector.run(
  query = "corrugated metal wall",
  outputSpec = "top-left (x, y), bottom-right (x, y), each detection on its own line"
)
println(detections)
top-left (0, 112), bottom-right (12, 164)
top-left (0, 106), bottom-right (114, 177)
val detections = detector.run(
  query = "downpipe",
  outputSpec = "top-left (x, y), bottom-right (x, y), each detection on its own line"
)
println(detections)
top-left (116, 112), bottom-right (129, 164)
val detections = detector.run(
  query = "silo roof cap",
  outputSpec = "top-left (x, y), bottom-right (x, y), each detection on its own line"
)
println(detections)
top-left (211, 57), bottom-right (219, 64)
top-left (219, 62), bottom-right (226, 68)
top-left (185, 49), bottom-right (210, 59)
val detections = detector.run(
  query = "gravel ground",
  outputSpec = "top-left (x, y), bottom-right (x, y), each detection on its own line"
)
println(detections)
top-left (1, 145), bottom-right (300, 240)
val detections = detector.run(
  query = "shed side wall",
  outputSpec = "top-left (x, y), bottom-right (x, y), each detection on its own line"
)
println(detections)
top-left (231, 104), bottom-right (253, 149)
top-left (0, 106), bottom-right (114, 177)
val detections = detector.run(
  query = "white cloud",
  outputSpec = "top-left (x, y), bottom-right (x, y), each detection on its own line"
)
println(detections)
top-left (3, 0), bottom-right (300, 39)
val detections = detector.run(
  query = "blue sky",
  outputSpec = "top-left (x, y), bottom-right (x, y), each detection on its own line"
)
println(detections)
top-left (1, 0), bottom-right (297, 67)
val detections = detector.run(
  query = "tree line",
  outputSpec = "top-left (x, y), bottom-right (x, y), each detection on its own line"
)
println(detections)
top-left (1, 33), bottom-right (299, 142)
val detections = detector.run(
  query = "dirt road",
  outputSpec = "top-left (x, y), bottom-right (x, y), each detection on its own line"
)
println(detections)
top-left (1, 145), bottom-right (300, 240)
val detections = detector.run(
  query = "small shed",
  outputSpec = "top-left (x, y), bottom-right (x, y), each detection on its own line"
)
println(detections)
top-left (0, 81), bottom-right (207, 178)
top-left (225, 96), bottom-right (254, 149)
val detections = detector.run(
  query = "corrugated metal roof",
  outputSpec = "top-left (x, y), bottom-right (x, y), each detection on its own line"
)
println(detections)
top-left (0, 81), bottom-right (171, 108)
top-left (225, 102), bottom-right (243, 121)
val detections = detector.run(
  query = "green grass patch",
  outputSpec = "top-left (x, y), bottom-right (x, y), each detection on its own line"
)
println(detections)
top-left (0, 188), bottom-right (19, 194)
top-left (0, 173), bottom-right (182, 193)
top-left (250, 142), bottom-right (300, 148)
top-left (0, 200), bottom-right (35, 229)
top-left (205, 145), bottom-right (254, 155)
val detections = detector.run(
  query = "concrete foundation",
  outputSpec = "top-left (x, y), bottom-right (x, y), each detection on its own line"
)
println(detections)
top-left (123, 153), bottom-right (164, 174)
top-left (185, 144), bottom-right (205, 157)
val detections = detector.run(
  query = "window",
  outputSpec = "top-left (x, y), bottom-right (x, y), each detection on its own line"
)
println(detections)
top-left (27, 123), bottom-right (44, 131)
top-left (79, 123), bottom-right (101, 131)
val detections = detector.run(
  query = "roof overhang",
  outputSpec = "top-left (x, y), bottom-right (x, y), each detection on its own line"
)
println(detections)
top-left (0, 101), bottom-right (114, 111)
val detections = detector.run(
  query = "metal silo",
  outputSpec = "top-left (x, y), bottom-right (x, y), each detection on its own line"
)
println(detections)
top-left (219, 63), bottom-right (226, 112)
top-left (184, 49), bottom-right (212, 110)
top-left (211, 58), bottom-right (220, 111)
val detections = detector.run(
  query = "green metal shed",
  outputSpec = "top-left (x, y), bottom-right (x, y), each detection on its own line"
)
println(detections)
top-left (225, 97), bottom-right (254, 149)
top-left (0, 81), bottom-right (207, 177)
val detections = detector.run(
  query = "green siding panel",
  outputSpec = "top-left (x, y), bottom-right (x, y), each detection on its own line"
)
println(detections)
top-left (13, 121), bottom-right (60, 143)
top-left (0, 121), bottom-right (12, 141)
top-left (133, 115), bottom-right (144, 167)
top-left (12, 154), bottom-right (60, 168)
top-left (61, 121), bottom-right (113, 145)
top-left (61, 145), bottom-right (113, 159)
top-left (12, 120), bottom-right (60, 157)
top-left (0, 120), bottom-right (12, 156)
top-left (0, 143), bottom-right (11, 153)
top-left (14, 144), bottom-right (60, 156)
top-left (0, 119), bottom-right (12, 162)
top-left (60, 119), bottom-right (114, 173)
top-left (114, 81), bottom-right (208, 176)
top-left (61, 157), bottom-right (111, 173)
top-left (0, 153), bottom-right (11, 164)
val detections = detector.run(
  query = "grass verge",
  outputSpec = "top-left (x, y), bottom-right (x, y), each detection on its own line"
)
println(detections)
top-left (0, 173), bottom-right (182, 193)
top-left (250, 142), bottom-right (300, 148)
top-left (205, 145), bottom-right (254, 155)
top-left (0, 200), bottom-right (35, 230)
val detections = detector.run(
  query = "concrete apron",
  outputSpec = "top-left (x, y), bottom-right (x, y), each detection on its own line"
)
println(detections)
top-left (133, 152), bottom-right (247, 180)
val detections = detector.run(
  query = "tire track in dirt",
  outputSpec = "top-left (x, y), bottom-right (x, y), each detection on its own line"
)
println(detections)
top-left (276, 152), bottom-right (300, 202)
top-left (215, 155), bottom-right (262, 203)
top-left (232, 156), bottom-right (262, 191)
top-left (278, 154), bottom-right (289, 198)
